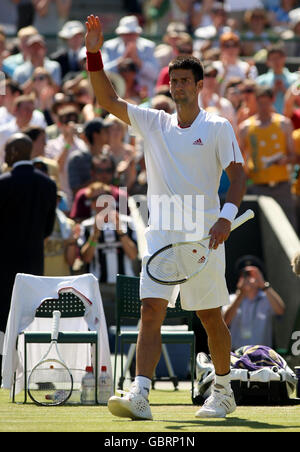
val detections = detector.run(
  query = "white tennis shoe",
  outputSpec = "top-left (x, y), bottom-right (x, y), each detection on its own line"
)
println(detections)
top-left (108, 386), bottom-right (153, 421)
top-left (195, 386), bottom-right (236, 418)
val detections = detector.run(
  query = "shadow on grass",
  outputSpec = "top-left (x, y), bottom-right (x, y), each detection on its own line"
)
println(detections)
top-left (163, 417), bottom-right (300, 431)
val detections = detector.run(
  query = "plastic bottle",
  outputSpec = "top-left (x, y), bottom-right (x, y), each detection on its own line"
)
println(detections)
top-left (80, 366), bottom-right (95, 405)
top-left (45, 390), bottom-right (68, 402)
top-left (98, 365), bottom-right (112, 405)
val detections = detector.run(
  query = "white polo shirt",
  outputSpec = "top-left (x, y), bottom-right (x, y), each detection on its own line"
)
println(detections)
top-left (127, 103), bottom-right (244, 235)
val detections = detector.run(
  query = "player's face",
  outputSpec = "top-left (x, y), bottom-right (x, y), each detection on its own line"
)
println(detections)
top-left (169, 69), bottom-right (202, 105)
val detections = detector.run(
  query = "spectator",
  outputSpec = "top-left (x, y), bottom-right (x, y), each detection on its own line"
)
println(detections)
top-left (156, 33), bottom-right (194, 88)
top-left (2, 25), bottom-right (38, 78)
top-left (239, 85), bottom-right (296, 225)
top-left (70, 154), bottom-right (128, 223)
top-left (269, 0), bottom-right (296, 29)
top-left (199, 63), bottom-right (237, 129)
top-left (73, 79), bottom-right (95, 123)
top-left (213, 32), bottom-right (258, 96)
top-left (79, 189), bottom-right (137, 327)
top-left (67, 117), bottom-right (111, 197)
top-left (256, 43), bottom-right (298, 114)
top-left (24, 67), bottom-right (58, 125)
top-left (13, 34), bottom-right (61, 88)
top-left (105, 114), bottom-right (137, 192)
top-left (193, 2), bottom-right (232, 57)
top-left (223, 255), bottom-right (285, 349)
top-left (0, 132), bottom-right (56, 384)
top-left (291, 125), bottom-right (300, 235)
top-left (23, 125), bottom-right (60, 186)
top-left (101, 15), bottom-right (159, 98)
top-left (223, 77), bottom-right (244, 112)
top-left (0, 93), bottom-right (47, 165)
top-left (154, 22), bottom-right (187, 69)
top-left (117, 58), bottom-right (142, 103)
top-left (281, 8), bottom-right (300, 57)
top-left (44, 191), bottom-right (79, 277)
top-left (283, 79), bottom-right (300, 130)
top-left (45, 105), bottom-right (86, 207)
top-left (50, 20), bottom-right (85, 78)
top-left (33, 0), bottom-right (73, 36)
top-left (236, 79), bottom-right (258, 124)
top-left (242, 9), bottom-right (271, 57)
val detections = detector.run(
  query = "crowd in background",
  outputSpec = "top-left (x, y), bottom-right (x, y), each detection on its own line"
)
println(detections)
top-left (0, 0), bottom-right (300, 347)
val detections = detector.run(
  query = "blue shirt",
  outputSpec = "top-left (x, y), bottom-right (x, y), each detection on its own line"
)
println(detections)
top-left (228, 291), bottom-right (275, 349)
top-left (256, 68), bottom-right (298, 113)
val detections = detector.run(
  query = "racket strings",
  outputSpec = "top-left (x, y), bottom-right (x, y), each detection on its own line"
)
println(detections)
top-left (148, 242), bottom-right (209, 283)
top-left (28, 360), bottom-right (73, 405)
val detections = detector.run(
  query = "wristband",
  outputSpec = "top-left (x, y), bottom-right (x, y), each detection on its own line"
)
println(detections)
top-left (88, 239), bottom-right (98, 248)
top-left (118, 232), bottom-right (127, 238)
top-left (219, 202), bottom-right (238, 223)
top-left (86, 51), bottom-right (104, 72)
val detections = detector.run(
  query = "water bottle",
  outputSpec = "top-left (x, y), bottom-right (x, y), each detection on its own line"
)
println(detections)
top-left (81, 366), bottom-right (95, 405)
top-left (98, 365), bottom-right (112, 405)
top-left (45, 390), bottom-right (68, 402)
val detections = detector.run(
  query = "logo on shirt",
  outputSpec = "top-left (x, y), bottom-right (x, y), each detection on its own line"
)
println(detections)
top-left (193, 138), bottom-right (203, 146)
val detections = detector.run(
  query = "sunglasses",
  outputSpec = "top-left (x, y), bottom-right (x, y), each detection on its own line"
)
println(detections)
top-left (33, 75), bottom-right (47, 82)
top-left (59, 113), bottom-right (79, 124)
top-left (242, 88), bottom-right (255, 94)
top-left (223, 42), bottom-right (239, 48)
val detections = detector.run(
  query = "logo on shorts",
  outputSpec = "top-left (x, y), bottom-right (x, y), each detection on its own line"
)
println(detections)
top-left (193, 138), bottom-right (203, 145)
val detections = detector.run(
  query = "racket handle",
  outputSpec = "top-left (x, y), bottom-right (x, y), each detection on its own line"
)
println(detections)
top-left (51, 310), bottom-right (61, 341)
top-left (230, 209), bottom-right (254, 232)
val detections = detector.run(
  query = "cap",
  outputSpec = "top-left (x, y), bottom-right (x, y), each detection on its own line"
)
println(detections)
top-left (235, 254), bottom-right (265, 275)
top-left (27, 34), bottom-right (45, 47)
top-left (115, 15), bottom-right (142, 35)
top-left (203, 63), bottom-right (218, 76)
top-left (165, 21), bottom-right (187, 35)
top-left (289, 8), bottom-right (300, 28)
top-left (58, 20), bottom-right (85, 39)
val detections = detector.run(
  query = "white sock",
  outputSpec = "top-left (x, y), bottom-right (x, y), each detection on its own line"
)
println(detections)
top-left (215, 372), bottom-right (231, 393)
top-left (133, 375), bottom-right (151, 398)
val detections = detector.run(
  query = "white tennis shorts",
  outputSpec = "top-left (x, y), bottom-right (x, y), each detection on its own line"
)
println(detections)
top-left (140, 228), bottom-right (230, 311)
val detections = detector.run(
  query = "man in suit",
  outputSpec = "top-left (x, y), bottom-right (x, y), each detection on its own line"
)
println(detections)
top-left (0, 133), bottom-right (57, 384)
top-left (50, 21), bottom-right (85, 79)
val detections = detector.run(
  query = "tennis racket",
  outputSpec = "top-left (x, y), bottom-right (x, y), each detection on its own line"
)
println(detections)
top-left (27, 310), bottom-right (73, 406)
top-left (146, 209), bottom-right (255, 285)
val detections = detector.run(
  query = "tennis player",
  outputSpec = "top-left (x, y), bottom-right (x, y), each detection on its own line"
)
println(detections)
top-left (85, 15), bottom-right (246, 420)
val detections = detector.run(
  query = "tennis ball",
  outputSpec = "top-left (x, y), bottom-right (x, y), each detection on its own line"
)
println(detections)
top-left (291, 252), bottom-right (300, 276)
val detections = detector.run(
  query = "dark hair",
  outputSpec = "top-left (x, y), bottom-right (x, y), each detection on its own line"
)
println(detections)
top-left (168, 55), bottom-right (204, 83)
top-left (5, 79), bottom-right (23, 96)
top-left (23, 125), bottom-right (45, 142)
top-left (267, 42), bottom-right (286, 58)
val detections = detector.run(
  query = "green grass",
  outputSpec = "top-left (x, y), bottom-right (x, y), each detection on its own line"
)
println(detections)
top-left (1, 388), bottom-right (300, 433)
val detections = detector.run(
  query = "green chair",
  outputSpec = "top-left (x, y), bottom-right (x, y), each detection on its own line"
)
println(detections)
top-left (113, 274), bottom-right (196, 397)
top-left (12, 291), bottom-right (98, 404)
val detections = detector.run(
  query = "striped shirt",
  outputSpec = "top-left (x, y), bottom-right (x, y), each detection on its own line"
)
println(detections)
top-left (79, 215), bottom-right (137, 283)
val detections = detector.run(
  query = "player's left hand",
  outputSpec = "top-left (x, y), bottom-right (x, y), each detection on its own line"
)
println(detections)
top-left (208, 218), bottom-right (231, 249)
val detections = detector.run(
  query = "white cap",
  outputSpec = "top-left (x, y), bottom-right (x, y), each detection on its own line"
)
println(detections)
top-left (115, 16), bottom-right (142, 35)
top-left (58, 21), bottom-right (85, 39)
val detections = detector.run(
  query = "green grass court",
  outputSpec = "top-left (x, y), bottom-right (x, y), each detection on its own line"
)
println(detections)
top-left (1, 387), bottom-right (300, 433)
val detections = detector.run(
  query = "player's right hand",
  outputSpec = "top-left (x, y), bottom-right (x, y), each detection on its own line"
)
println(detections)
top-left (85, 15), bottom-right (104, 53)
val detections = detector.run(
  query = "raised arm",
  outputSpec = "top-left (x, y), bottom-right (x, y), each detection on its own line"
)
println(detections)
top-left (85, 15), bottom-right (131, 125)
